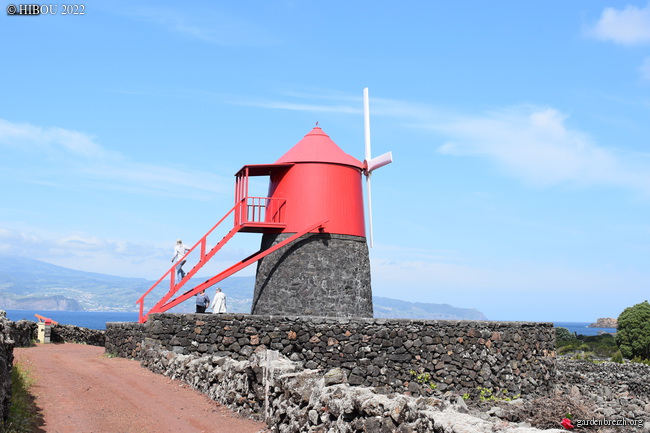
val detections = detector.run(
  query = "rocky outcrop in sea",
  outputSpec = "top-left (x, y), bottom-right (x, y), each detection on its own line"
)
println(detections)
top-left (588, 318), bottom-right (618, 329)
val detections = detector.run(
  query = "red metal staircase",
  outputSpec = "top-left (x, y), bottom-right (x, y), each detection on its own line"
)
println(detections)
top-left (136, 164), bottom-right (327, 323)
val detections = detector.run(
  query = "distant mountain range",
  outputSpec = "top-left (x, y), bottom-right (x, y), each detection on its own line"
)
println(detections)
top-left (0, 256), bottom-right (487, 320)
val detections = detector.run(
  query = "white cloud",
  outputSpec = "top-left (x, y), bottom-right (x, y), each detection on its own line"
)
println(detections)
top-left (234, 97), bottom-right (361, 115)
top-left (372, 256), bottom-right (621, 293)
top-left (369, 252), bottom-right (647, 321)
top-left (431, 106), bottom-right (633, 189)
top-left (231, 92), bottom-right (650, 195)
top-left (0, 119), bottom-right (230, 199)
top-left (233, 90), bottom-right (436, 118)
top-left (0, 228), bottom-right (153, 258)
top-left (130, 6), bottom-right (278, 47)
top-left (0, 227), bottom-right (170, 278)
top-left (587, 3), bottom-right (650, 45)
top-left (0, 119), bottom-right (113, 159)
top-left (0, 227), bottom-right (259, 279)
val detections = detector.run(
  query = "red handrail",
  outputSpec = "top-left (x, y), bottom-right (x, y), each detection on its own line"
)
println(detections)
top-left (34, 314), bottom-right (58, 325)
top-left (141, 218), bottom-right (327, 321)
top-left (235, 197), bottom-right (286, 225)
top-left (137, 202), bottom-right (240, 322)
top-left (137, 196), bottom-right (289, 322)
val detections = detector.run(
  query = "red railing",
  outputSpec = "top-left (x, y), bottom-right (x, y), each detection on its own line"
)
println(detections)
top-left (137, 196), bottom-right (288, 322)
top-left (136, 203), bottom-right (239, 322)
top-left (146, 218), bottom-right (328, 318)
top-left (34, 314), bottom-right (58, 325)
top-left (235, 196), bottom-right (286, 226)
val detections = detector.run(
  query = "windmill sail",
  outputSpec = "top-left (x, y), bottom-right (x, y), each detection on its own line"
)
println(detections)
top-left (362, 88), bottom-right (393, 248)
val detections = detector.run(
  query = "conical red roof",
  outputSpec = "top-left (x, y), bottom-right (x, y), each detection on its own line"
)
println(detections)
top-left (275, 127), bottom-right (363, 169)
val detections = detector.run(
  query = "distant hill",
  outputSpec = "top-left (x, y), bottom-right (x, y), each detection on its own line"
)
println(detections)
top-left (373, 296), bottom-right (487, 320)
top-left (0, 256), bottom-right (487, 320)
top-left (0, 256), bottom-right (252, 313)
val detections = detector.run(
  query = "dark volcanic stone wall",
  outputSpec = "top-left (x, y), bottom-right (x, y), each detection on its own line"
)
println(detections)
top-left (7, 321), bottom-right (105, 347)
top-left (252, 233), bottom-right (373, 318)
top-left (104, 321), bottom-right (144, 359)
top-left (50, 324), bottom-right (105, 346)
top-left (106, 313), bottom-right (556, 397)
top-left (0, 313), bottom-right (14, 429)
top-left (9, 320), bottom-right (36, 347)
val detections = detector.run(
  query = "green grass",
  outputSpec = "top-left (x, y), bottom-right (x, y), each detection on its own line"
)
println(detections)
top-left (5, 362), bottom-right (41, 433)
top-left (408, 369), bottom-right (438, 390)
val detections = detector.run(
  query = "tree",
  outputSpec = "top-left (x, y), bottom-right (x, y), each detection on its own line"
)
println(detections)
top-left (555, 327), bottom-right (575, 343)
top-left (616, 300), bottom-right (650, 360)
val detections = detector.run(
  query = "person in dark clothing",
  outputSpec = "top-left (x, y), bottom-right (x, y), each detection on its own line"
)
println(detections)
top-left (195, 290), bottom-right (210, 313)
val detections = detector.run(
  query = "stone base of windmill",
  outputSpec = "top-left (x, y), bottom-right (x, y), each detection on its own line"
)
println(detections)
top-left (251, 233), bottom-right (373, 318)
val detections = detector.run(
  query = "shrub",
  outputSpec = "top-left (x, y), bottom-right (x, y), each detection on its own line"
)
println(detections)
top-left (503, 394), bottom-right (600, 431)
top-left (558, 345), bottom-right (578, 355)
top-left (555, 327), bottom-right (576, 343)
top-left (616, 300), bottom-right (650, 360)
top-left (610, 350), bottom-right (623, 363)
top-left (556, 332), bottom-right (618, 358)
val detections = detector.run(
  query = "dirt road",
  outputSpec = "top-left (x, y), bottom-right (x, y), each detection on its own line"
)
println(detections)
top-left (13, 343), bottom-right (270, 433)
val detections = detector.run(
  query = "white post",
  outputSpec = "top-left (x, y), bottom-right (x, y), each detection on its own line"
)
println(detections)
top-left (37, 322), bottom-right (51, 343)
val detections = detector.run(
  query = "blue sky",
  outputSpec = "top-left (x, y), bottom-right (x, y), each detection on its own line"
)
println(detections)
top-left (2, 1), bottom-right (650, 321)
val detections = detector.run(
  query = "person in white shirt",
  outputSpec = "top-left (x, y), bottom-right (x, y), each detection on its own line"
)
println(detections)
top-left (171, 239), bottom-right (191, 280)
top-left (211, 287), bottom-right (227, 314)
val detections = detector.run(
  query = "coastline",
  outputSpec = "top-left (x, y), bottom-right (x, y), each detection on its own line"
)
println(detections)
top-left (2, 310), bottom-right (618, 335)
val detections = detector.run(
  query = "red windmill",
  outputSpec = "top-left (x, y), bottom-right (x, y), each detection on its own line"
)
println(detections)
top-left (137, 88), bottom-right (392, 322)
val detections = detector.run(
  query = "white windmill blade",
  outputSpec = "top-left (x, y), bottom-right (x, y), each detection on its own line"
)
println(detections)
top-left (364, 87), bottom-right (372, 168)
top-left (362, 88), bottom-right (393, 249)
top-left (366, 172), bottom-right (374, 248)
top-left (367, 151), bottom-right (393, 173)
top-left (363, 88), bottom-right (374, 247)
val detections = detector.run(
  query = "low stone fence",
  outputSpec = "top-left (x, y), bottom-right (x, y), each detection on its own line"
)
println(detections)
top-left (0, 313), bottom-right (14, 429)
top-left (137, 342), bottom-right (568, 433)
top-left (106, 313), bottom-right (556, 398)
top-left (50, 324), bottom-right (105, 346)
top-left (104, 321), bottom-right (143, 359)
top-left (7, 320), bottom-right (105, 347)
top-left (555, 359), bottom-right (650, 424)
top-left (9, 320), bottom-right (36, 348)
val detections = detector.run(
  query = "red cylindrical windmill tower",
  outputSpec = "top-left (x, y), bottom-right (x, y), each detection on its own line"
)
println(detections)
top-left (250, 126), bottom-right (372, 317)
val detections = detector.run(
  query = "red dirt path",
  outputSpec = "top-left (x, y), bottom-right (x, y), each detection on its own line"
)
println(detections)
top-left (13, 343), bottom-right (270, 433)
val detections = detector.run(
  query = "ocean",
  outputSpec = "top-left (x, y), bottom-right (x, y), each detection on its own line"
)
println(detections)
top-left (2, 310), bottom-right (617, 335)
top-left (4, 310), bottom-right (139, 330)
top-left (554, 321), bottom-right (616, 336)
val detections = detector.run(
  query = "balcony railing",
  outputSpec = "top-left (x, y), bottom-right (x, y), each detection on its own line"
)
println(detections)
top-left (235, 196), bottom-right (286, 227)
